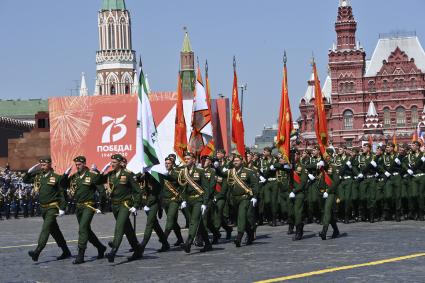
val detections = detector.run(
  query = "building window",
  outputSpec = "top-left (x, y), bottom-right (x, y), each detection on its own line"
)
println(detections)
top-left (99, 86), bottom-right (103, 95)
top-left (412, 106), bottom-right (419, 126)
top-left (311, 114), bottom-right (315, 131)
top-left (110, 85), bottom-right (116, 95)
top-left (368, 81), bottom-right (376, 92)
top-left (394, 78), bottom-right (404, 90)
top-left (125, 85), bottom-right (130, 94)
top-left (396, 107), bottom-right (406, 127)
top-left (411, 78), bottom-right (416, 88)
top-left (383, 107), bottom-right (391, 128)
top-left (383, 80), bottom-right (389, 91)
top-left (343, 110), bottom-right (353, 130)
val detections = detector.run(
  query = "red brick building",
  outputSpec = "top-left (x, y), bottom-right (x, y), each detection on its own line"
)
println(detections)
top-left (299, 0), bottom-right (425, 147)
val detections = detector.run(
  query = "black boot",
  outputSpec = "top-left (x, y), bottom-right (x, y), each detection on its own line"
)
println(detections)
top-left (107, 241), bottom-right (113, 248)
top-left (287, 224), bottom-right (294, 235)
top-left (319, 225), bottom-right (328, 240)
top-left (96, 244), bottom-right (107, 259)
top-left (174, 237), bottom-right (184, 247)
top-left (225, 226), bottom-right (233, 240)
top-left (128, 242), bottom-right (144, 261)
top-left (200, 237), bottom-right (213, 253)
top-left (370, 209), bottom-right (375, 223)
top-left (331, 222), bottom-right (340, 239)
top-left (73, 248), bottom-right (85, 264)
top-left (157, 241), bottom-right (170, 253)
top-left (194, 234), bottom-right (204, 247)
top-left (106, 248), bottom-right (117, 263)
top-left (246, 228), bottom-right (254, 245)
top-left (28, 248), bottom-right (41, 262)
top-left (57, 245), bottom-right (71, 260)
top-left (395, 211), bottom-right (401, 222)
top-left (292, 225), bottom-right (300, 241)
top-left (234, 232), bottom-right (244, 248)
top-left (212, 231), bottom-right (221, 245)
top-left (181, 237), bottom-right (193, 254)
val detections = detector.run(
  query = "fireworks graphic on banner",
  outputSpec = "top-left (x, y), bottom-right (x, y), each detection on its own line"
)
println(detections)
top-left (50, 97), bottom-right (94, 146)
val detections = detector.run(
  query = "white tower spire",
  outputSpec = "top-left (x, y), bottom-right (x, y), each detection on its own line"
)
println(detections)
top-left (79, 72), bottom-right (88, 96)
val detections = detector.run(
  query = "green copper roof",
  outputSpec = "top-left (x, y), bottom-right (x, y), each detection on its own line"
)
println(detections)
top-left (102, 0), bottom-right (126, 11)
top-left (182, 32), bottom-right (193, 53)
top-left (0, 99), bottom-right (48, 117)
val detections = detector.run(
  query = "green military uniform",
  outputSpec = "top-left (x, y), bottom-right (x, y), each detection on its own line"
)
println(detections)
top-left (138, 173), bottom-right (169, 254)
top-left (275, 162), bottom-right (291, 224)
top-left (305, 155), bottom-right (323, 222)
top-left (62, 158), bottom-right (106, 264)
top-left (288, 159), bottom-right (308, 240)
top-left (23, 158), bottom-right (71, 262)
top-left (100, 154), bottom-right (142, 262)
top-left (405, 148), bottom-right (425, 220)
top-left (161, 166), bottom-right (184, 247)
top-left (337, 154), bottom-right (356, 223)
top-left (220, 165), bottom-right (258, 247)
top-left (202, 165), bottom-right (221, 243)
top-left (318, 162), bottom-right (340, 240)
top-left (357, 150), bottom-right (378, 221)
top-left (179, 162), bottom-right (212, 253)
top-left (382, 150), bottom-right (403, 221)
top-left (259, 155), bottom-right (279, 226)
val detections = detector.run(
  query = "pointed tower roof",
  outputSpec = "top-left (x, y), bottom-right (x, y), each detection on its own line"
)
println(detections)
top-left (367, 101), bottom-right (378, 117)
top-left (102, 0), bottom-right (126, 11)
top-left (79, 73), bottom-right (88, 97)
top-left (182, 32), bottom-right (193, 53)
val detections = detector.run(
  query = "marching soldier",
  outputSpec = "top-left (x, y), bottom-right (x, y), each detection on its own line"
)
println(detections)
top-left (405, 141), bottom-right (425, 220)
top-left (382, 143), bottom-right (403, 221)
top-left (178, 152), bottom-right (212, 253)
top-left (275, 154), bottom-right (292, 226)
top-left (220, 154), bottom-right (258, 247)
top-left (160, 157), bottom-right (184, 247)
top-left (23, 157), bottom-right (71, 262)
top-left (61, 156), bottom-right (107, 264)
top-left (305, 146), bottom-right (325, 223)
top-left (100, 154), bottom-right (143, 263)
top-left (137, 172), bottom-right (169, 255)
top-left (357, 143), bottom-right (378, 222)
top-left (259, 147), bottom-right (279, 226)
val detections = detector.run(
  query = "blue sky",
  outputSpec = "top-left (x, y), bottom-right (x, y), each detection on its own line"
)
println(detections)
top-left (1, 0), bottom-right (424, 144)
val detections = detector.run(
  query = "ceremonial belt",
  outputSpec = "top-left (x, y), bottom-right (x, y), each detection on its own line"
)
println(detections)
top-left (342, 176), bottom-right (352, 180)
top-left (112, 200), bottom-right (130, 208)
top-left (184, 168), bottom-right (204, 196)
top-left (366, 175), bottom-right (375, 179)
top-left (40, 201), bottom-right (60, 209)
top-left (165, 180), bottom-right (180, 198)
top-left (231, 169), bottom-right (253, 197)
top-left (76, 201), bottom-right (97, 212)
top-left (415, 173), bottom-right (425, 177)
top-left (268, 178), bottom-right (277, 181)
top-left (378, 178), bottom-right (385, 182)
top-left (392, 172), bottom-right (399, 176)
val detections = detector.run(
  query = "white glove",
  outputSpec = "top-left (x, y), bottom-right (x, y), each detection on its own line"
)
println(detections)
top-left (95, 209), bottom-right (102, 214)
top-left (407, 169), bottom-right (414, 176)
top-left (214, 161), bottom-right (220, 168)
top-left (384, 171), bottom-right (391, 178)
top-left (346, 161), bottom-right (352, 168)
top-left (317, 160), bottom-right (325, 169)
top-left (64, 165), bottom-right (72, 175)
top-left (358, 173), bottom-right (364, 179)
top-left (289, 192), bottom-right (296, 199)
top-left (181, 201), bottom-right (187, 209)
top-left (323, 192), bottom-right (329, 199)
top-left (270, 165), bottom-right (275, 170)
top-left (394, 158), bottom-right (401, 165)
top-left (201, 204), bottom-right (207, 215)
top-left (259, 176), bottom-right (266, 183)
top-left (58, 209), bottom-right (65, 217)
top-left (422, 156), bottom-right (425, 162)
top-left (251, 198), bottom-right (257, 207)
top-left (222, 167), bottom-right (228, 173)
top-left (101, 162), bottom-right (111, 173)
top-left (91, 164), bottom-right (98, 171)
top-left (260, 168), bottom-right (264, 173)
top-left (308, 174), bottom-right (315, 181)
top-left (284, 164), bottom-right (291, 170)
top-left (143, 205), bottom-right (150, 212)
top-left (370, 160), bottom-right (377, 168)
top-left (28, 163), bottom-right (40, 174)
top-left (129, 207), bottom-right (137, 214)
top-left (375, 172), bottom-right (379, 178)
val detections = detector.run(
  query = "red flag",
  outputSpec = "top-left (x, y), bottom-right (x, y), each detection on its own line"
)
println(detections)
top-left (312, 61), bottom-right (329, 157)
top-left (312, 61), bottom-right (332, 185)
top-left (392, 131), bottom-right (398, 151)
top-left (231, 57), bottom-right (246, 158)
top-left (412, 131), bottom-right (418, 143)
top-left (201, 62), bottom-right (215, 157)
top-left (368, 135), bottom-right (373, 146)
top-left (276, 55), bottom-right (293, 163)
top-left (174, 73), bottom-right (187, 161)
top-left (293, 171), bottom-right (301, 185)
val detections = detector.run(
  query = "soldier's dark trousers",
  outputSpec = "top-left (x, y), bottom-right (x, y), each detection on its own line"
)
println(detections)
top-left (36, 207), bottom-right (68, 251)
top-left (213, 198), bottom-right (231, 232)
top-left (409, 175), bottom-right (425, 219)
top-left (338, 178), bottom-right (352, 219)
top-left (233, 197), bottom-right (255, 233)
top-left (263, 181), bottom-right (279, 221)
top-left (278, 182), bottom-right (289, 221)
top-left (111, 204), bottom-right (139, 251)
top-left (307, 181), bottom-right (320, 220)
top-left (293, 193), bottom-right (305, 226)
top-left (187, 201), bottom-right (210, 244)
top-left (75, 206), bottom-right (103, 250)
top-left (140, 203), bottom-right (167, 245)
top-left (163, 201), bottom-right (183, 240)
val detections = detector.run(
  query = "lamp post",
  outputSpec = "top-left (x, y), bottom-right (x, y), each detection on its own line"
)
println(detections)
top-left (240, 83), bottom-right (247, 115)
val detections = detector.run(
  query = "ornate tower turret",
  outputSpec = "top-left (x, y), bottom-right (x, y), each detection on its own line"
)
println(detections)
top-left (96, 0), bottom-right (136, 95)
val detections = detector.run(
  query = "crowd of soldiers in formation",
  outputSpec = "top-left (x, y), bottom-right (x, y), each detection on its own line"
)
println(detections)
top-left (8, 140), bottom-right (425, 264)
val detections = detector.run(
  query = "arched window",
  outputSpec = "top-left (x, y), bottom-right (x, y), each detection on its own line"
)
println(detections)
top-left (125, 85), bottom-right (130, 94)
top-left (411, 106), bottom-right (419, 126)
top-left (343, 110), bottom-right (353, 130)
top-left (411, 78), bottom-right (416, 88)
top-left (99, 86), bottom-right (103, 95)
top-left (311, 114), bottom-right (315, 131)
top-left (396, 107), bottom-right (406, 127)
top-left (383, 80), bottom-right (389, 91)
top-left (108, 18), bottom-right (115, 50)
top-left (110, 85), bottom-right (116, 95)
top-left (368, 81), bottom-right (376, 92)
top-left (383, 107), bottom-right (391, 127)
